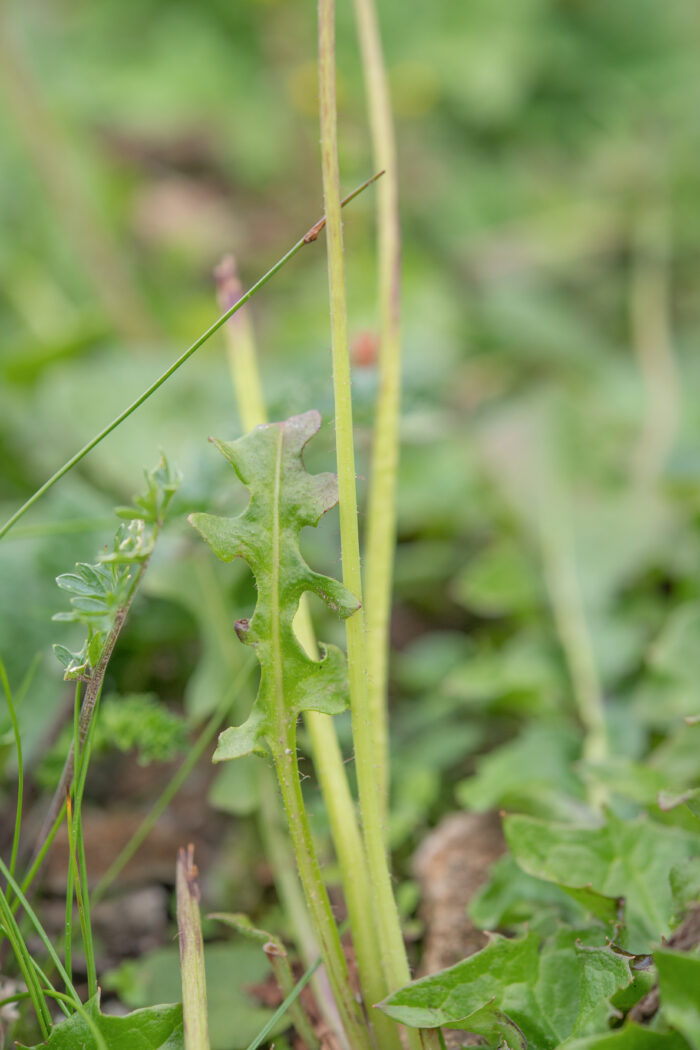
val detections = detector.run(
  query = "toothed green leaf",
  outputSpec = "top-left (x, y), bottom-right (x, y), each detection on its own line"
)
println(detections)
top-left (189, 411), bottom-right (360, 759)
top-left (379, 928), bottom-right (633, 1046)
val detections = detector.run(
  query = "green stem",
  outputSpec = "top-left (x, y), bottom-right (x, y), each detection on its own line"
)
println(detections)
top-left (64, 681), bottom-right (82, 982)
top-left (0, 889), bottom-right (51, 1037)
top-left (0, 657), bottom-right (23, 891)
top-left (256, 766), bottom-right (318, 970)
top-left (34, 550), bottom-right (151, 861)
top-left (19, 802), bottom-right (66, 903)
top-left (317, 5), bottom-right (432, 1049)
top-left (0, 172), bottom-right (381, 542)
top-left (193, 534), bottom-right (343, 1038)
top-left (263, 943), bottom-right (320, 1050)
top-left (352, 0), bottom-right (401, 826)
top-left (256, 756), bottom-right (346, 1048)
top-left (630, 196), bottom-right (678, 488)
top-left (215, 256), bottom-right (268, 432)
top-left (176, 845), bottom-right (211, 1050)
top-left (71, 698), bottom-right (100, 1002)
top-left (245, 951), bottom-right (322, 1050)
top-left (0, 856), bottom-right (82, 1008)
top-left (272, 730), bottom-right (371, 1050)
top-left (217, 253), bottom-right (394, 1045)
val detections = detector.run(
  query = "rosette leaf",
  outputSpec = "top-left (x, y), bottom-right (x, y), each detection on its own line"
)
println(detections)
top-left (188, 411), bottom-right (359, 761)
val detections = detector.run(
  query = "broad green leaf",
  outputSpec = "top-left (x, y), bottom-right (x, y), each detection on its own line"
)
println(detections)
top-left (504, 812), bottom-right (700, 950)
top-left (189, 412), bottom-right (359, 760)
top-left (18, 1000), bottom-right (183, 1049)
top-left (565, 1023), bottom-right (690, 1049)
top-left (656, 950), bottom-right (700, 1049)
top-left (379, 931), bottom-right (538, 1030)
top-left (379, 928), bottom-right (632, 1047)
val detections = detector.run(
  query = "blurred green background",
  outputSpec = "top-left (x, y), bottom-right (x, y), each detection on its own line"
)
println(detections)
top-left (3, 0), bottom-right (700, 1003)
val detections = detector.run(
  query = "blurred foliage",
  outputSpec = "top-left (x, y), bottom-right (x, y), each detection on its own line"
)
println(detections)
top-left (3, 0), bottom-right (700, 1044)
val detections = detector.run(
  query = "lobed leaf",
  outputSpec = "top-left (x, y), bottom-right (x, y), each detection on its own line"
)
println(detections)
top-left (379, 928), bottom-right (633, 1048)
top-left (504, 812), bottom-right (700, 951)
top-left (52, 456), bottom-right (180, 680)
top-left (188, 411), bottom-right (359, 759)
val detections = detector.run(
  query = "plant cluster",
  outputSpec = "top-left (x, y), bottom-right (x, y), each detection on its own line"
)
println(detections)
top-left (1, 1), bottom-right (700, 1050)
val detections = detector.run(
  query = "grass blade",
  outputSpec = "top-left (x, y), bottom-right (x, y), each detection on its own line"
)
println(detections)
top-left (0, 173), bottom-right (383, 541)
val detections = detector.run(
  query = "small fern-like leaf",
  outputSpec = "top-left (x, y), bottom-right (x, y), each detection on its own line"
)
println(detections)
top-left (189, 410), bottom-right (359, 760)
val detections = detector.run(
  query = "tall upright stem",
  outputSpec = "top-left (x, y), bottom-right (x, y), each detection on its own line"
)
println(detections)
top-left (317, 5), bottom-right (440, 1048)
top-left (352, 0), bottom-right (401, 825)
top-left (216, 256), bottom-right (396, 1046)
top-left (273, 727), bottom-right (372, 1050)
top-left (630, 197), bottom-right (678, 488)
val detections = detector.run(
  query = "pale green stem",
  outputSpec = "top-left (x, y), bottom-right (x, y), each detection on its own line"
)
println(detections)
top-left (265, 424), bottom-right (369, 1050)
top-left (0, 657), bottom-right (23, 890)
top-left (215, 256), bottom-right (268, 431)
top-left (317, 5), bottom-right (436, 1048)
top-left (538, 460), bottom-right (607, 810)
top-left (246, 952), bottom-right (323, 1050)
top-left (176, 845), bottom-right (211, 1050)
top-left (217, 254), bottom-right (396, 1045)
top-left (256, 766), bottom-right (319, 970)
top-left (272, 729), bottom-right (372, 1050)
top-left (352, 0), bottom-right (401, 826)
top-left (630, 199), bottom-right (678, 489)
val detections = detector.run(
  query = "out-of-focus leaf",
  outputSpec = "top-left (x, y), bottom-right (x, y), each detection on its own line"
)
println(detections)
top-left (379, 928), bottom-right (632, 1047)
top-left (659, 788), bottom-right (700, 822)
top-left (469, 853), bottom-right (586, 930)
top-left (444, 632), bottom-right (562, 715)
top-left (105, 942), bottom-right (282, 1050)
top-left (670, 859), bottom-right (700, 923)
top-left (565, 1023), bottom-right (690, 1049)
top-left (17, 999), bottom-right (183, 1049)
top-left (208, 756), bottom-right (260, 817)
top-left (580, 758), bottom-right (672, 806)
top-left (457, 723), bottom-right (585, 817)
top-left (504, 812), bottom-right (700, 950)
top-left (451, 538), bottom-right (540, 617)
top-left (656, 950), bottom-right (700, 1050)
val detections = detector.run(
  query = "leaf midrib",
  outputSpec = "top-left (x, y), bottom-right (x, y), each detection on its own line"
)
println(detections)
top-left (272, 427), bottom-right (285, 736)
